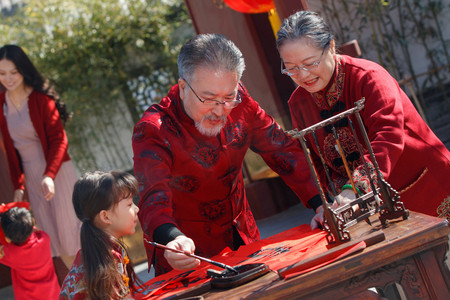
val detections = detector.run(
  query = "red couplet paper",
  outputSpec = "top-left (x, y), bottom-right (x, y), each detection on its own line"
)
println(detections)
top-left (134, 224), bottom-right (366, 299)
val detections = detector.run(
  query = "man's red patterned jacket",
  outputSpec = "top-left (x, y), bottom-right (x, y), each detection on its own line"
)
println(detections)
top-left (132, 83), bottom-right (318, 274)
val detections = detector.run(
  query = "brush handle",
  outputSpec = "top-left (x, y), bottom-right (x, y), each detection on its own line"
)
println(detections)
top-left (146, 240), bottom-right (238, 273)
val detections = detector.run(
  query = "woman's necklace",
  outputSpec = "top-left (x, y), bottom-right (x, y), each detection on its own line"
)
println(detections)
top-left (6, 90), bottom-right (30, 112)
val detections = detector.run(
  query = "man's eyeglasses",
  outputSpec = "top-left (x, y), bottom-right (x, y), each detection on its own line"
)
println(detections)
top-left (182, 78), bottom-right (242, 109)
top-left (281, 48), bottom-right (325, 77)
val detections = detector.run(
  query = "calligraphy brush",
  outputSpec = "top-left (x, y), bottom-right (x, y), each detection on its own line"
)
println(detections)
top-left (332, 127), bottom-right (371, 225)
top-left (146, 240), bottom-right (239, 274)
top-left (311, 130), bottom-right (337, 196)
top-left (348, 118), bottom-right (381, 208)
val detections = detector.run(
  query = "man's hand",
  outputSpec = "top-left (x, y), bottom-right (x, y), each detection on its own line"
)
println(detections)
top-left (164, 235), bottom-right (201, 271)
top-left (41, 176), bottom-right (55, 201)
top-left (13, 189), bottom-right (24, 202)
top-left (310, 190), bottom-right (356, 230)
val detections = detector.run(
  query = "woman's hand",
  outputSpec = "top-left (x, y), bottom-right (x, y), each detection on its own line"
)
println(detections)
top-left (310, 190), bottom-right (356, 230)
top-left (310, 204), bottom-right (327, 230)
top-left (13, 189), bottom-right (24, 202)
top-left (164, 235), bottom-right (201, 271)
top-left (41, 176), bottom-right (55, 201)
top-left (335, 189), bottom-right (357, 206)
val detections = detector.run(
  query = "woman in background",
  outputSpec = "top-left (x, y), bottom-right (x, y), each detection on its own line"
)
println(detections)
top-left (276, 11), bottom-right (450, 228)
top-left (0, 44), bottom-right (80, 269)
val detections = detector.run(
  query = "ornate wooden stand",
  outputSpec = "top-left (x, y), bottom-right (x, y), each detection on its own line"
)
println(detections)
top-left (287, 98), bottom-right (409, 244)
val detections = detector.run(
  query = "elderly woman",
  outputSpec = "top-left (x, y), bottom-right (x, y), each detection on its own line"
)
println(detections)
top-left (276, 11), bottom-right (450, 228)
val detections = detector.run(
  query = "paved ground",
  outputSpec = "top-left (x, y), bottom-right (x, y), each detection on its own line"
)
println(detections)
top-left (0, 203), bottom-right (314, 299)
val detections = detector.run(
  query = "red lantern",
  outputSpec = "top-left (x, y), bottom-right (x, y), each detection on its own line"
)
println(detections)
top-left (223, 0), bottom-right (275, 14)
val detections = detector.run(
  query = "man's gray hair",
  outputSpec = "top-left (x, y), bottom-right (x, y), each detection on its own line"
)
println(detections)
top-left (276, 11), bottom-right (334, 50)
top-left (178, 33), bottom-right (246, 82)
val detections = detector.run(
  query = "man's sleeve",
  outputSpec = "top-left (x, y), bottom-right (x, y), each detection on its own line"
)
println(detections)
top-left (246, 99), bottom-right (321, 209)
top-left (132, 120), bottom-right (178, 242)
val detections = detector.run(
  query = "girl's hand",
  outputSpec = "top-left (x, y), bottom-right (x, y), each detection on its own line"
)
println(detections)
top-left (41, 176), bottom-right (55, 201)
top-left (164, 235), bottom-right (200, 271)
top-left (0, 245), bottom-right (4, 259)
top-left (13, 189), bottom-right (24, 202)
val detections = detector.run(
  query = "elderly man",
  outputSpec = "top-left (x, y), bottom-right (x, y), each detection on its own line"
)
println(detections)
top-left (132, 33), bottom-right (320, 276)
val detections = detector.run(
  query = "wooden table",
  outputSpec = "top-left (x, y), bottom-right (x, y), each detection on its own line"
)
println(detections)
top-left (172, 212), bottom-right (449, 299)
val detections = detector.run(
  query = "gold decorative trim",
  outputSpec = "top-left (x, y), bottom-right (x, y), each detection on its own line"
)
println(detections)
top-left (399, 168), bottom-right (428, 194)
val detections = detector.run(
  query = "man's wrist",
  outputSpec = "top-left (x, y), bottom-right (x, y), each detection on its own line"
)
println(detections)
top-left (153, 223), bottom-right (184, 245)
top-left (308, 194), bottom-right (333, 212)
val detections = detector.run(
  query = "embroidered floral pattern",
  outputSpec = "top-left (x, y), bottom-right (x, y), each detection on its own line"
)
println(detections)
top-left (162, 115), bottom-right (183, 138)
top-left (352, 162), bottom-right (377, 193)
top-left (311, 55), bottom-right (344, 110)
top-left (132, 122), bottom-right (146, 143)
top-left (169, 175), bottom-right (200, 193)
top-left (60, 246), bottom-right (131, 299)
top-left (225, 121), bottom-right (248, 149)
top-left (199, 199), bottom-right (227, 221)
top-left (272, 152), bottom-right (296, 175)
top-left (309, 55), bottom-right (376, 194)
top-left (267, 123), bottom-right (289, 147)
top-left (219, 167), bottom-right (240, 187)
top-left (192, 143), bottom-right (220, 168)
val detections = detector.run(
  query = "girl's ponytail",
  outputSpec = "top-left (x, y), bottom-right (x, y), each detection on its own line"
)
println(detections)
top-left (80, 220), bottom-right (128, 299)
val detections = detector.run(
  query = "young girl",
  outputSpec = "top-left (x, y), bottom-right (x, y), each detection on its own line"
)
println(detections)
top-left (60, 171), bottom-right (141, 300)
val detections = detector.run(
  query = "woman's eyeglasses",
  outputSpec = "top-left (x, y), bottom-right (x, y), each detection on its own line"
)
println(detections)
top-left (281, 48), bottom-right (326, 76)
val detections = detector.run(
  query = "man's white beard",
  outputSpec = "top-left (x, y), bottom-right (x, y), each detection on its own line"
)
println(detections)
top-left (195, 115), bottom-right (227, 137)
